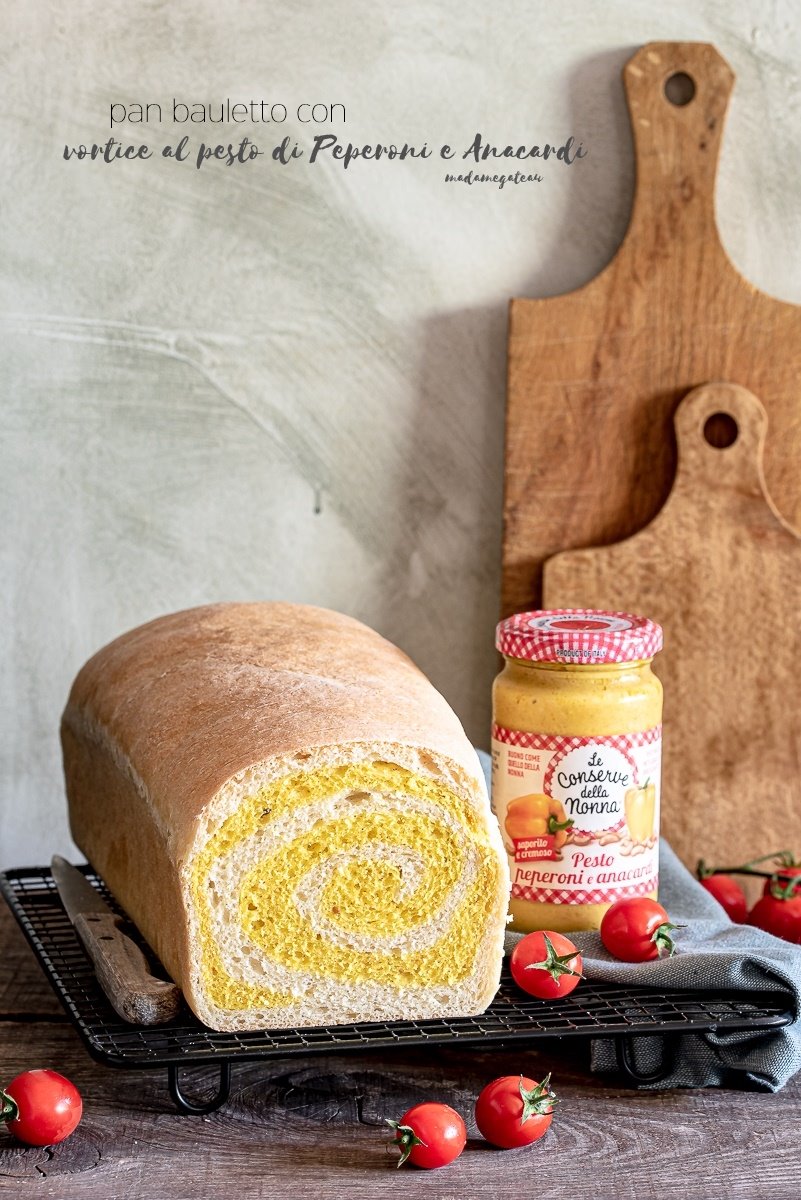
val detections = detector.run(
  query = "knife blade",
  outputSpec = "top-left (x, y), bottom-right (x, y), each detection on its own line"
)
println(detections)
top-left (51, 855), bottom-right (182, 1026)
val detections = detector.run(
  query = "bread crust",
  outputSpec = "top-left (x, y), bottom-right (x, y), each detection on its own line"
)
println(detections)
top-left (61, 602), bottom-right (508, 1028)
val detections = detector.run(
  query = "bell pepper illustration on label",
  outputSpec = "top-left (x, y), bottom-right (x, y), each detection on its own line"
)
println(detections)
top-left (624, 779), bottom-right (656, 844)
top-left (503, 794), bottom-right (573, 862)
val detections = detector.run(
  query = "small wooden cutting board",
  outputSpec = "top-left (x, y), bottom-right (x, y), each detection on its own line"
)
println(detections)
top-left (503, 41), bottom-right (801, 619)
top-left (543, 382), bottom-right (801, 873)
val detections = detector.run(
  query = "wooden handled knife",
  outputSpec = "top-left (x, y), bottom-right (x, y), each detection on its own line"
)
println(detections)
top-left (51, 855), bottom-right (182, 1025)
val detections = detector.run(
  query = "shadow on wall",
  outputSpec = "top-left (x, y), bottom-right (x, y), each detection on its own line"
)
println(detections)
top-left (518, 45), bottom-right (637, 300)
top-left (372, 47), bottom-right (638, 747)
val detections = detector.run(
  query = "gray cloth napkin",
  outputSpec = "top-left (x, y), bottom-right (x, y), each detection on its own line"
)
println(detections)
top-left (476, 749), bottom-right (801, 1091)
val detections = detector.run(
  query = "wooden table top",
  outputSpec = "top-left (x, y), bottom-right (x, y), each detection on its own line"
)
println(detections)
top-left (0, 900), bottom-right (798, 1199)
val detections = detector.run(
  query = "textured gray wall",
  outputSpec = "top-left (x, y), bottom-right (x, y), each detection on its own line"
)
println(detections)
top-left (2, 1), bottom-right (799, 866)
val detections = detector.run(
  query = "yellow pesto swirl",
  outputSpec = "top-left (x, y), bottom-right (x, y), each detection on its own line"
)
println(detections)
top-left (190, 762), bottom-right (500, 1013)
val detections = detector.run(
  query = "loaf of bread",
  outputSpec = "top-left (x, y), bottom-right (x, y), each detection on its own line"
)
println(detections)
top-left (61, 602), bottom-right (509, 1031)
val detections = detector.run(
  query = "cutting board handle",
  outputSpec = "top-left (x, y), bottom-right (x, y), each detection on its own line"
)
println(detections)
top-left (672, 382), bottom-right (777, 506)
top-left (621, 42), bottom-right (735, 260)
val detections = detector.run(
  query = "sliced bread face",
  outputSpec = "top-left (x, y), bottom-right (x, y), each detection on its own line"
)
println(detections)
top-left (185, 745), bottom-right (508, 1030)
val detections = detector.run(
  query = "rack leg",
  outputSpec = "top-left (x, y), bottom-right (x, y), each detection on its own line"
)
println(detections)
top-left (614, 1034), bottom-right (676, 1085)
top-left (168, 1061), bottom-right (232, 1115)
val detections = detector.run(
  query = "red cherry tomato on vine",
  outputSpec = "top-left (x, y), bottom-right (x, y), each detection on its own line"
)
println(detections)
top-left (749, 875), bottom-right (801, 945)
top-left (699, 874), bottom-right (748, 923)
top-left (600, 898), bottom-right (682, 962)
top-left (475, 1073), bottom-right (557, 1149)
top-left (387, 1102), bottom-right (466, 1169)
top-left (1, 1070), bottom-right (82, 1146)
top-left (510, 931), bottom-right (583, 1000)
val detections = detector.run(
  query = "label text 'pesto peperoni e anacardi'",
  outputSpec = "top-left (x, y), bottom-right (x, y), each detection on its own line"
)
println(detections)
top-left (491, 723), bottom-right (661, 906)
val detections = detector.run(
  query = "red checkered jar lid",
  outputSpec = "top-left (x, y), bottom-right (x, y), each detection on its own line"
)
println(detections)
top-left (496, 609), bottom-right (663, 665)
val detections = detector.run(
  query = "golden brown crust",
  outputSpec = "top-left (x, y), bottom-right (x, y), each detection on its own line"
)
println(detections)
top-left (63, 603), bottom-right (484, 862)
top-left (61, 718), bottom-right (191, 991)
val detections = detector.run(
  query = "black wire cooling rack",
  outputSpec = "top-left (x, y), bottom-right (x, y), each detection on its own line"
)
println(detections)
top-left (1, 865), bottom-right (793, 1114)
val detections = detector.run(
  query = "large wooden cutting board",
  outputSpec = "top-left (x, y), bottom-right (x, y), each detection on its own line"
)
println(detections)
top-left (503, 41), bottom-right (801, 619)
top-left (543, 382), bottom-right (801, 874)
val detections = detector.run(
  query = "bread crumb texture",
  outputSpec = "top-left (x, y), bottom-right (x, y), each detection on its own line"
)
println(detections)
top-left (191, 762), bottom-right (500, 1012)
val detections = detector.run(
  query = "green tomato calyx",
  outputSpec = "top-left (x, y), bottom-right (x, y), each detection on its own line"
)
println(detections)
top-left (524, 933), bottom-right (583, 982)
top-left (769, 872), bottom-right (801, 901)
top-left (519, 1073), bottom-right (558, 1124)
top-left (386, 1119), bottom-right (427, 1168)
top-left (0, 1090), bottom-right (18, 1124)
top-left (651, 921), bottom-right (685, 957)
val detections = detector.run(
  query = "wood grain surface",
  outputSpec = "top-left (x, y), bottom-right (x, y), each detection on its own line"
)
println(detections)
top-left (502, 40), bottom-right (801, 618)
top-left (0, 904), bottom-right (798, 1199)
top-left (544, 383), bottom-right (801, 873)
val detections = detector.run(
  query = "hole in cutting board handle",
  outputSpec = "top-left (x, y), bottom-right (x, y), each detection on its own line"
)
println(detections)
top-left (664, 72), bottom-right (696, 106)
top-left (703, 412), bottom-right (739, 449)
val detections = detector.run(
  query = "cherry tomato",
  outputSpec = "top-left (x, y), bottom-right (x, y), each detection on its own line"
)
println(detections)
top-left (475, 1073), bottom-right (557, 1149)
top-left (699, 874), bottom-right (748, 922)
top-left (509, 931), bottom-right (583, 1000)
top-left (1, 1070), bottom-right (82, 1146)
top-left (387, 1102), bottom-right (466, 1169)
top-left (600, 898), bottom-right (682, 962)
top-left (749, 873), bottom-right (801, 944)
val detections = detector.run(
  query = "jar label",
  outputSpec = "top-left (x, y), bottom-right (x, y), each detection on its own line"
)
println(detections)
top-left (491, 723), bottom-right (661, 906)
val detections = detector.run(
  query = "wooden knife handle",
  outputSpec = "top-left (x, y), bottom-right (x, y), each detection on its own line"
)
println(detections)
top-left (74, 911), bottom-right (182, 1026)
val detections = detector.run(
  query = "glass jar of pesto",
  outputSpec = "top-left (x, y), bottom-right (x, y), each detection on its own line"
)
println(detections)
top-left (491, 609), bottom-right (663, 933)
